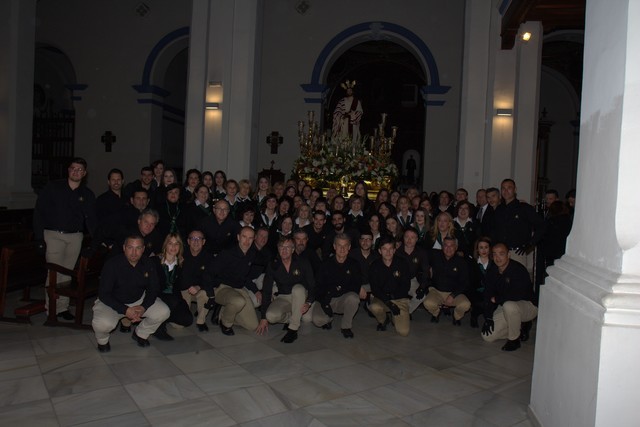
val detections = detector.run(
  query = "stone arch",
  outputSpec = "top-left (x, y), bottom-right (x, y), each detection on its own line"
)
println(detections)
top-left (300, 21), bottom-right (450, 106)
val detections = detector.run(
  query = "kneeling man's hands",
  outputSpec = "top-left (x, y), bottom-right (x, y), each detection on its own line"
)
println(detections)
top-left (481, 318), bottom-right (494, 336)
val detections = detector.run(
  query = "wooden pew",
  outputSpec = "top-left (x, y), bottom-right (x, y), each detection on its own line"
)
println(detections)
top-left (0, 243), bottom-right (47, 324)
top-left (44, 247), bottom-right (108, 329)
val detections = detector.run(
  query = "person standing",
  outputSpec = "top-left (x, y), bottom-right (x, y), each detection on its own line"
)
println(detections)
top-left (332, 80), bottom-right (363, 142)
top-left (33, 157), bottom-right (97, 320)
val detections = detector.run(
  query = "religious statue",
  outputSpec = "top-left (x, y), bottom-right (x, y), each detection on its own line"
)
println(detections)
top-left (332, 80), bottom-right (363, 142)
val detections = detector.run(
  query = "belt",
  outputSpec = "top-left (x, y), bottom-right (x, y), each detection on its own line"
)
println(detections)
top-left (46, 229), bottom-right (82, 234)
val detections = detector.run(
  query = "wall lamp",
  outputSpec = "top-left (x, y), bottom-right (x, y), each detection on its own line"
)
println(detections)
top-left (521, 32), bottom-right (532, 42)
top-left (208, 81), bottom-right (222, 88)
top-left (496, 108), bottom-right (513, 117)
top-left (205, 102), bottom-right (220, 110)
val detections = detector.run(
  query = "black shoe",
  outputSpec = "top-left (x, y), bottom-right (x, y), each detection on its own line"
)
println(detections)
top-left (452, 318), bottom-right (461, 326)
top-left (321, 321), bottom-right (333, 330)
top-left (470, 317), bottom-right (479, 328)
top-left (281, 328), bottom-right (298, 343)
top-left (502, 339), bottom-right (521, 352)
top-left (97, 342), bottom-right (111, 353)
top-left (210, 303), bottom-right (222, 325)
top-left (197, 323), bottom-right (209, 332)
top-left (282, 323), bottom-right (289, 331)
top-left (132, 331), bottom-right (150, 347)
top-left (520, 321), bottom-right (533, 342)
top-left (430, 314), bottom-right (440, 323)
top-left (57, 310), bottom-right (75, 321)
top-left (376, 322), bottom-right (387, 331)
top-left (220, 323), bottom-right (235, 336)
top-left (120, 323), bottom-right (131, 333)
top-left (153, 325), bottom-right (174, 341)
top-left (341, 328), bottom-right (354, 338)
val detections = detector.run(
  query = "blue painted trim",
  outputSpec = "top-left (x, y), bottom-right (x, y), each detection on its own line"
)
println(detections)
top-left (498, 0), bottom-right (511, 16)
top-left (301, 21), bottom-right (450, 106)
top-left (132, 84), bottom-right (171, 97)
top-left (137, 98), bottom-right (185, 118)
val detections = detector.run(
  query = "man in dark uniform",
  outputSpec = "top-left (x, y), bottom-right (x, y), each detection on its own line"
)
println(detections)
top-left (304, 209), bottom-right (329, 258)
top-left (348, 228), bottom-right (380, 290)
top-left (312, 233), bottom-right (365, 338)
top-left (322, 211), bottom-right (359, 259)
top-left (33, 157), bottom-right (97, 320)
top-left (256, 236), bottom-right (315, 343)
top-left (122, 189), bottom-right (150, 230)
top-left (180, 229), bottom-right (216, 331)
top-left (369, 236), bottom-right (412, 336)
top-left (481, 187), bottom-right (500, 239)
top-left (293, 228), bottom-right (322, 274)
top-left (91, 235), bottom-right (170, 352)
top-left (493, 179), bottom-right (546, 275)
top-left (117, 209), bottom-right (164, 258)
top-left (423, 237), bottom-right (471, 325)
top-left (123, 166), bottom-right (155, 201)
top-left (199, 199), bottom-right (241, 256)
top-left (481, 243), bottom-right (538, 351)
top-left (396, 228), bottom-right (430, 314)
top-left (210, 226), bottom-right (258, 335)
top-left (95, 168), bottom-right (127, 248)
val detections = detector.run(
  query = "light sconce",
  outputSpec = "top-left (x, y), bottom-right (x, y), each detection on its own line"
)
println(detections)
top-left (208, 81), bottom-right (222, 88)
top-left (521, 32), bottom-right (532, 42)
top-left (205, 102), bottom-right (220, 110)
top-left (496, 108), bottom-right (513, 117)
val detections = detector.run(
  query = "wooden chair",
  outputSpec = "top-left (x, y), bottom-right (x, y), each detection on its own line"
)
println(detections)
top-left (0, 242), bottom-right (46, 324)
top-left (44, 248), bottom-right (108, 329)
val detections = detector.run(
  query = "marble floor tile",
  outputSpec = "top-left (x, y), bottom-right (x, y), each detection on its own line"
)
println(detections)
top-left (51, 385), bottom-right (139, 426)
top-left (483, 353), bottom-right (535, 378)
top-left (212, 384), bottom-right (291, 423)
top-left (142, 396), bottom-right (236, 427)
top-left (404, 346), bottom-right (475, 371)
top-left (32, 334), bottom-right (95, 356)
top-left (289, 348), bottom-right (357, 372)
top-left (149, 334), bottom-right (214, 356)
top-left (167, 348), bottom-right (234, 374)
top-left (72, 411), bottom-right (150, 427)
top-left (0, 375), bottom-right (49, 407)
top-left (241, 355), bottom-right (312, 383)
top-left (492, 377), bottom-right (533, 405)
top-left (364, 356), bottom-right (439, 381)
top-left (37, 348), bottom-right (107, 375)
top-left (0, 398), bottom-right (59, 426)
top-left (0, 339), bottom-right (36, 361)
top-left (402, 371), bottom-right (482, 402)
top-left (217, 341), bottom-right (284, 364)
top-left (305, 394), bottom-right (407, 426)
top-left (269, 373), bottom-right (349, 407)
top-left (239, 408), bottom-right (325, 427)
top-left (403, 403), bottom-right (497, 427)
top-left (441, 359), bottom-right (519, 389)
top-left (125, 374), bottom-right (205, 409)
top-left (198, 329), bottom-right (259, 348)
top-left (99, 342), bottom-right (165, 364)
top-left (328, 338), bottom-right (398, 362)
top-left (43, 364), bottom-right (121, 397)
top-left (0, 355), bottom-right (40, 381)
top-left (450, 390), bottom-right (529, 427)
top-left (319, 363), bottom-right (395, 393)
top-left (110, 356), bottom-right (183, 384)
top-left (188, 364), bottom-right (263, 395)
top-left (358, 381), bottom-right (443, 417)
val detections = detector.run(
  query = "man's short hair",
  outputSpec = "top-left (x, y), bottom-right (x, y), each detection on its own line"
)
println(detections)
top-left (139, 208), bottom-right (159, 222)
top-left (151, 160), bottom-right (164, 168)
top-left (442, 236), bottom-right (458, 246)
top-left (545, 189), bottom-right (560, 198)
top-left (403, 227), bottom-right (419, 238)
top-left (486, 187), bottom-right (499, 195)
top-left (455, 188), bottom-right (468, 196)
top-left (334, 232), bottom-right (351, 245)
top-left (140, 166), bottom-right (153, 174)
top-left (293, 228), bottom-right (308, 238)
top-left (359, 228), bottom-right (373, 238)
top-left (377, 235), bottom-right (396, 248)
top-left (107, 168), bottom-right (123, 180)
top-left (70, 157), bottom-right (88, 169)
top-left (124, 235), bottom-right (144, 246)
top-left (501, 178), bottom-right (516, 186)
top-left (277, 235), bottom-right (294, 247)
top-left (132, 189), bottom-right (149, 198)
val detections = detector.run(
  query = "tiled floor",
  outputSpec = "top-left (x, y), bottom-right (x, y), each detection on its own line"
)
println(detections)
top-left (0, 290), bottom-right (538, 426)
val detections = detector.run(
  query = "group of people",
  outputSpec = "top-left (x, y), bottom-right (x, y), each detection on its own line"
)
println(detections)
top-left (33, 157), bottom-right (574, 353)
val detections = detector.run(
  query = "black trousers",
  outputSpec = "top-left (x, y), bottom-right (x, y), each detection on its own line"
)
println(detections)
top-left (159, 293), bottom-right (194, 327)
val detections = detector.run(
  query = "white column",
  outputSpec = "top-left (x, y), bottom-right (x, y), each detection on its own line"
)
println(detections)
top-left (512, 21), bottom-right (543, 203)
top-left (458, 0), bottom-right (494, 196)
top-left (530, 1), bottom-right (640, 426)
top-left (184, 0), bottom-right (261, 180)
top-left (0, 0), bottom-right (37, 208)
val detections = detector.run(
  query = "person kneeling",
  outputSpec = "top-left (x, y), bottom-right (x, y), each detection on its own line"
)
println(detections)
top-left (255, 236), bottom-right (315, 343)
top-left (481, 243), bottom-right (538, 351)
top-left (92, 235), bottom-right (170, 352)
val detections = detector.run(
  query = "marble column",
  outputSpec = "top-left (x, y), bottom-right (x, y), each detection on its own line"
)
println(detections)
top-left (184, 0), bottom-right (261, 180)
top-left (530, 1), bottom-right (640, 426)
top-left (0, 0), bottom-right (37, 208)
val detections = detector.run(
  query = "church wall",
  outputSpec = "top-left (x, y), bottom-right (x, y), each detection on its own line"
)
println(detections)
top-left (256, 0), bottom-right (465, 191)
top-left (34, 0), bottom-right (192, 193)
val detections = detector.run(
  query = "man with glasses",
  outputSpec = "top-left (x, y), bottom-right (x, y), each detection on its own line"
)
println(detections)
top-left (199, 199), bottom-right (240, 256)
top-left (180, 230), bottom-right (216, 332)
top-left (256, 236), bottom-right (315, 343)
top-left (33, 157), bottom-right (97, 320)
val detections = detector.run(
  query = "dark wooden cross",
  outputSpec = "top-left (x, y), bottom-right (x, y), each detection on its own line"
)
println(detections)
top-left (101, 131), bottom-right (116, 152)
top-left (266, 131), bottom-right (283, 154)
